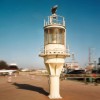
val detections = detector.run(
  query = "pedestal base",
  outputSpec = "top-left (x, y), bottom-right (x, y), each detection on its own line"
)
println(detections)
top-left (48, 95), bottom-right (62, 99)
top-left (48, 75), bottom-right (62, 99)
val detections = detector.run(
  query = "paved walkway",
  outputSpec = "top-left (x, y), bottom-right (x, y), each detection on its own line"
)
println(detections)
top-left (0, 75), bottom-right (100, 100)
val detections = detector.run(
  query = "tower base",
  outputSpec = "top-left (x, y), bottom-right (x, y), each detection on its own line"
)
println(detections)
top-left (48, 75), bottom-right (62, 99)
top-left (48, 95), bottom-right (62, 99)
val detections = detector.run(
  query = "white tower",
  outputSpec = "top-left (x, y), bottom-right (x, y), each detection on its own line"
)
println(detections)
top-left (39, 5), bottom-right (70, 99)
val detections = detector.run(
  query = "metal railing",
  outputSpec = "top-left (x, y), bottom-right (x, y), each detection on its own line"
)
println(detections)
top-left (44, 15), bottom-right (65, 26)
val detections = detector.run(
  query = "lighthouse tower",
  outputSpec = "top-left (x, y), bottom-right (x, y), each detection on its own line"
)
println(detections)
top-left (39, 5), bottom-right (70, 99)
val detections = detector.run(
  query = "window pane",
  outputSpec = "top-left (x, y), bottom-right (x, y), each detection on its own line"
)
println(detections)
top-left (45, 28), bottom-right (65, 44)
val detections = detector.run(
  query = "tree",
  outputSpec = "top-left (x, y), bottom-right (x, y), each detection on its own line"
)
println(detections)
top-left (0, 60), bottom-right (8, 70)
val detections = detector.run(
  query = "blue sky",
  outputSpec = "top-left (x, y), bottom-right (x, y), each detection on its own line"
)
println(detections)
top-left (0, 0), bottom-right (100, 68)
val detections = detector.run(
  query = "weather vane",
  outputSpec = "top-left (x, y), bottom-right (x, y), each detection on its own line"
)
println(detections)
top-left (51, 5), bottom-right (58, 14)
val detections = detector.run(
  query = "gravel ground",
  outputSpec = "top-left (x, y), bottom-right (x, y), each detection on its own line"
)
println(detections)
top-left (0, 75), bottom-right (100, 100)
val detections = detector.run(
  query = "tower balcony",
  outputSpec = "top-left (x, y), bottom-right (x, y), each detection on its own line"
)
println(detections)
top-left (39, 48), bottom-right (70, 57)
top-left (44, 14), bottom-right (65, 27)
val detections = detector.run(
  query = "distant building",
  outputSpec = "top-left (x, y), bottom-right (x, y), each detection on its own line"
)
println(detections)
top-left (36, 69), bottom-right (48, 73)
top-left (8, 63), bottom-right (19, 70)
top-left (21, 68), bottom-right (30, 72)
top-left (97, 58), bottom-right (100, 69)
top-left (65, 62), bottom-right (80, 70)
top-left (86, 64), bottom-right (94, 71)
